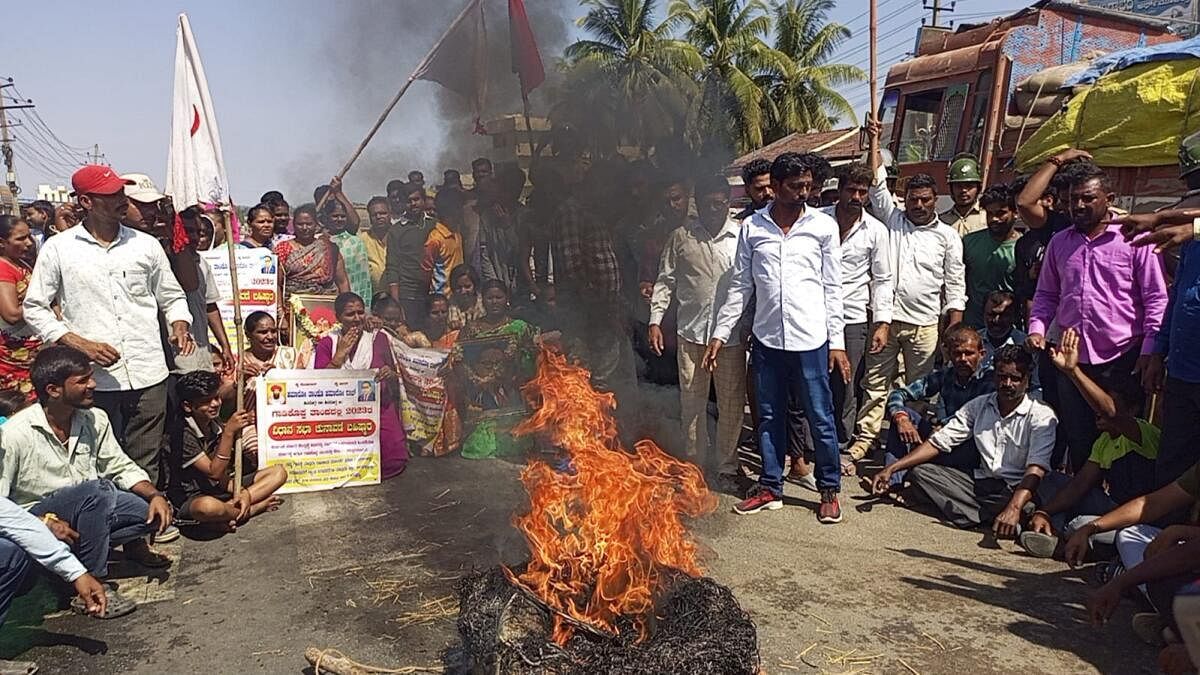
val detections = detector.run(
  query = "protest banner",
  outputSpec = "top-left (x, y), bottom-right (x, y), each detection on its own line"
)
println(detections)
top-left (385, 334), bottom-right (449, 453)
top-left (201, 247), bottom-right (279, 341)
top-left (256, 369), bottom-right (381, 494)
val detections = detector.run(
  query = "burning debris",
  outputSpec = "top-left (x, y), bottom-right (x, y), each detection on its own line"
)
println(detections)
top-left (454, 351), bottom-right (759, 673)
top-left (456, 566), bottom-right (758, 674)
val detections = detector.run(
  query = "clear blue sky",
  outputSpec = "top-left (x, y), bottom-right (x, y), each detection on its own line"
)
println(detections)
top-left (6, 0), bottom-right (1030, 204)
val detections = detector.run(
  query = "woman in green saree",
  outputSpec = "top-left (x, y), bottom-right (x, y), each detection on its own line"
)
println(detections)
top-left (449, 280), bottom-right (538, 458)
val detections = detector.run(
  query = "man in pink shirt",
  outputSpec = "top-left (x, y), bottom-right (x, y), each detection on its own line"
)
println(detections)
top-left (1026, 159), bottom-right (1168, 471)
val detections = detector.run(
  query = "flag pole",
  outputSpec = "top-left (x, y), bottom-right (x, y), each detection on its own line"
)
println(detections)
top-left (869, 0), bottom-right (879, 161)
top-left (521, 93), bottom-right (539, 166)
top-left (223, 199), bottom-right (247, 498)
top-left (316, 0), bottom-right (480, 212)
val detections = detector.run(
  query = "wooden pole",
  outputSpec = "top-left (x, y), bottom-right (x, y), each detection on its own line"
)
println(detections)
top-left (869, 0), bottom-right (879, 160)
top-left (315, 77), bottom-right (417, 214)
top-left (520, 91), bottom-right (540, 166)
top-left (315, 0), bottom-right (480, 212)
top-left (223, 199), bottom-right (247, 497)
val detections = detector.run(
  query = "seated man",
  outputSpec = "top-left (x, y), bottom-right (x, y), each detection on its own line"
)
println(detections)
top-left (0, 347), bottom-right (174, 580)
top-left (0, 495), bottom-right (110, 672)
top-left (1019, 327), bottom-right (1158, 559)
top-left (980, 291), bottom-right (1027, 369)
top-left (1063, 459), bottom-right (1200, 644)
top-left (872, 345), bottom-right (1056, 532)
top-left (879, 324), bottom-right (993, 487)
top-left (1083, 508), bottom-right (1200, 651)
top-left (171, 371), bottom-right (287, 531)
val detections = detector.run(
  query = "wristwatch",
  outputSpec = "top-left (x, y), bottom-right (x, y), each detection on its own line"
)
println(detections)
top-left (40, 513), bottom-right (61, 525)
top-left (1192, 216), bottom-right (1200, 239)
top-left (1047, 156), bottom-right (1064, 168)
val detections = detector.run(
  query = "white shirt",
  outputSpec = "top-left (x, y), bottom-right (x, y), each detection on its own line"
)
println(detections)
top-left (869, 166), bottom-right (967, 326)
top-left (819, 205), bottom-right (893, 325)
top-left (712, 204), bottom-right (845, 351)
top-left (23, 223), bottom-right (192, 391)
top-left (649, 218), bottom-right (743, 346)
top-left (930, 393), bottom-right (1057, 485)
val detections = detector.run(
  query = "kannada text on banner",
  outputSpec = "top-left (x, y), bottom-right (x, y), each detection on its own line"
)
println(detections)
top-left (385, 334), bottom-right (449, 453)
top-left (256, 369), bottom-right (382, 494)
top-left (201, 247), bottom-right (279, 341)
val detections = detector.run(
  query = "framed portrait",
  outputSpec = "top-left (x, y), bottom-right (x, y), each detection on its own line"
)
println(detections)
top-left (453, 334), bottom-right (528, 423)
top-left (290, 294), bottom-right (338, 340)
top-left (289, 293), bottom-right (338, 367)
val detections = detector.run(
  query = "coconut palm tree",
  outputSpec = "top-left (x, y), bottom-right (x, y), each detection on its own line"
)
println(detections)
top-left (765, 0), bottom-right (863, 140)
top-left (667, 0), bottom-right (793, 153)
top-left (556, 0), bottom-right (701, 154)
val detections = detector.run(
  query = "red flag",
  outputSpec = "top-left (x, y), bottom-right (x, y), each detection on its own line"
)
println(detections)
top-left (509, 0), bottom-right (545, 97)
top-left (415, 0), bottom-right (488, 120)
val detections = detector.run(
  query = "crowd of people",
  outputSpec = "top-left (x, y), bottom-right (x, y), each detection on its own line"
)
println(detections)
top-left (0, 116), bottom-right (1198, 670)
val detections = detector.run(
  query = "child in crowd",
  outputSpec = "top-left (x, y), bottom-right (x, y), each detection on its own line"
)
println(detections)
top-left (1018, 327), bottom-right (1159, 560)
top-left (209, 344), bottom-right (237, 417)
top-left (371, 294), bottom-right (409, 337)
top-left (171, 371), bottom-right (288, 531)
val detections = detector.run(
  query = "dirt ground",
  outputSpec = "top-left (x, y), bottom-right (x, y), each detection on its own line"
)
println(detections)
top-left (4, 450), bottom-right (1158, 674)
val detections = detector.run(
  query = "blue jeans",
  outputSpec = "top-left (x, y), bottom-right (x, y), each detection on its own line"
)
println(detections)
top-left (1035, 472), bottom-right (1119, 548)
top-left (29, 479), bottom-right (154, 578)
top-left (0, 538), bottom-right (33, 628)
top-left (753, 342), bottom-right (840, 495)
top-left (883, 406), bottom-right (980, 486)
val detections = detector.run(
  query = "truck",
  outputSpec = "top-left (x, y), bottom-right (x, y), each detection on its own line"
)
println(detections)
top-left (877, 0), bottom-right (1186, 209)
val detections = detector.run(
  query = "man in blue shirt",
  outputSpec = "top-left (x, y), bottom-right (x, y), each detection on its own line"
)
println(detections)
top-left (706, 152), bottom-right (851, 524)
top-left (881, 324), bottom-right (991, 488)
top-left (1113, 129), bottom-right (1200, 487)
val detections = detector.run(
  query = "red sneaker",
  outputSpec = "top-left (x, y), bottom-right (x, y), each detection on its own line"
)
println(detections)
top-left (733, 487), bottom-right (782, 515)
top-left (817, 489), bottom-right (842, 524)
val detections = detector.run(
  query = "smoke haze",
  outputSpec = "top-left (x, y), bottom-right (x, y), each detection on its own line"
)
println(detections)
top-left (291, 0), bottom-right (574, 201)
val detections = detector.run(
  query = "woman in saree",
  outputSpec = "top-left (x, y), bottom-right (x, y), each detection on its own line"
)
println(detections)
top-left (275, 204), bottom-right (349, 302)
top-left (240, 204), bottom-right (277, 250)
top-left (403, 293), bottom-right (463, 457)
top-left (0, 216), bottom-right (41, 402)
top-left (449, 280), bottom-right (538, 459)
top-left (275, 204), bottom-right (349, 342)
top-left (315, 293), bottom-right (408, 478)
top-left (446, 264), bottom-right (484, 331)
top-left (236, 311), bottom-right (300, 456)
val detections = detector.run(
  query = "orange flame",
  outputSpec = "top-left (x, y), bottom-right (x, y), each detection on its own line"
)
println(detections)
top-left (506, 350), bottom-right (718, 644)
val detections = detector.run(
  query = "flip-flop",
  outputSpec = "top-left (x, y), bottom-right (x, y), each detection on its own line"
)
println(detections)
top-left (71, 584), bottom-right (136, 619)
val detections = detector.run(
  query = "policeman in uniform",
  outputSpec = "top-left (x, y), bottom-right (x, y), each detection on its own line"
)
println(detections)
top-left (940, 153), bottom-right (987, 236)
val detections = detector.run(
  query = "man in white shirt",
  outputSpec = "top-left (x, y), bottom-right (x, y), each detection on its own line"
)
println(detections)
top-left (738, 160), bottom-right (816, 488)
top-left (706, 152), bottom-right (852, 524)
top-left (848, 119), bottom-right (967, 466)
top-left (24, 165), bottom-right (195, 486)
top-left (818, 162), bottom-right (893, 456)
top-left (649, 175), bottom-right (746, 486)
top-left (871, 345), bottom-right (1056, 532)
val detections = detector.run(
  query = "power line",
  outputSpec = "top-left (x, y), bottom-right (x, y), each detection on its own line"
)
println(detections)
top-left (10, 85), bottom-right (91, 154)
top-left (829, 0), bottom-right (922, 62)
top-left (10, 112), bottom-right (85, 167)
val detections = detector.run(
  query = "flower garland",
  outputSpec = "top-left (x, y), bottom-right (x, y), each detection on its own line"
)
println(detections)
top-left (290, 295), bottom-right (340, 340)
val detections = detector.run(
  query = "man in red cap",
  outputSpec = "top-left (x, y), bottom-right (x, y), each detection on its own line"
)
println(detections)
top-left (23, 165), bottom-right (195, 493)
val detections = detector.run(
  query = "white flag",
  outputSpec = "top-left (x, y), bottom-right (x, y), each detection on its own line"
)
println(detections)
top-left (165, 13), bottom-right (229, 209)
